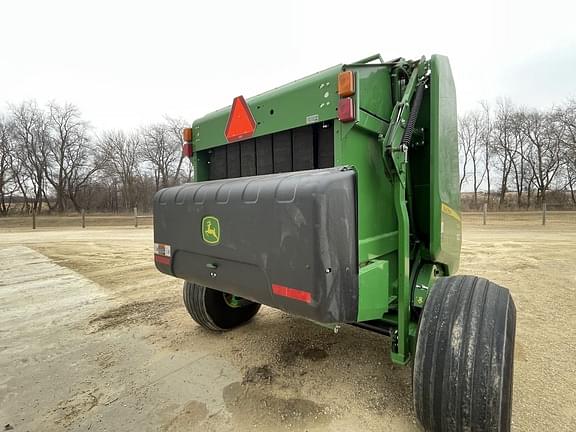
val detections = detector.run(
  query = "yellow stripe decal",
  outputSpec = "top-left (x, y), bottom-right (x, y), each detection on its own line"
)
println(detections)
top-left (441, 202), bottom-right (461, 222)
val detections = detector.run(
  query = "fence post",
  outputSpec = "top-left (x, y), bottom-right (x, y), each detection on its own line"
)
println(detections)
top-left (32, 210), bottom-right (36, 230)
top-left (81, 209), bottom-right (86, 229)
top-left (482, 203), bottom-right (487, 225)
top-left (134, 207), bottom-right (138, 228)
top-left (542, 203), bottom-right (547, 226)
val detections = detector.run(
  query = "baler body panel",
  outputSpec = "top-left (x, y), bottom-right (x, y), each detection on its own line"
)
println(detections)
top-left (191, 65), bottom-right (342, 154)
top-left (154, 167), bottom-right (359, 323)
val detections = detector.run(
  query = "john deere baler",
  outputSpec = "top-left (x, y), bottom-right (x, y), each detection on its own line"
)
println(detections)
top-left (153, 54), bottom-right (516, 432)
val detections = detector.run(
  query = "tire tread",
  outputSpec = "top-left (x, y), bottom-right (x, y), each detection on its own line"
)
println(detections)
top-left (182, 281), bottom-right (261, 331)
top-left (414, 275), bottom-right (516, 432)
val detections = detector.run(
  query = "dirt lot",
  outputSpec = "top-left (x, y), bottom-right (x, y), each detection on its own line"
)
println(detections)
top-left (1, 215), bottom-right (575, 431)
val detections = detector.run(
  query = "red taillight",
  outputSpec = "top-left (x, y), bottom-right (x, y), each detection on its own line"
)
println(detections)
top-left (338, 97), bottom-right (355, 122)
top-left (182, 142), bottom-right (193, 157)
top-left (154, 254), bottom-right (171, 265)
top-left (224, 96), bottom-right (256, 142)
top-left (182, 127), bottom-right (193, 157)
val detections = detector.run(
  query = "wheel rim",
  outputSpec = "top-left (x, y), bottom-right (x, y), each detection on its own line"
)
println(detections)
top-left (223, 293), bottom-right (244, 308)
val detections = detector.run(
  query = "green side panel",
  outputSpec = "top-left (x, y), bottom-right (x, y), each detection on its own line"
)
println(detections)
top-left (192, 151), bottom-right (209, 182)
top-left (355, 67), bottom-right (394, 121)
top-left (192, 65), bottom-right (342, 151)
top-left (429, 54), bottom-right (461, 273)
top-left (336, 126), bottom-right (397, 265)
top-left (357, 259), bottom-right (389, 321)
top-left (335, 67), bottom-right (397, 322)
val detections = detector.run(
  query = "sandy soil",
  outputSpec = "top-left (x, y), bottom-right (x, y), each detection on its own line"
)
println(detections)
top-left (1, 216), bottom-right (575, 431)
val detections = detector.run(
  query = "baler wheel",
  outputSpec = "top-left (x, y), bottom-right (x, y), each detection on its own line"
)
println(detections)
top-left (182, 281), bottom-right (261, 331)
top-left (413, 275), bottom-right (516, 432)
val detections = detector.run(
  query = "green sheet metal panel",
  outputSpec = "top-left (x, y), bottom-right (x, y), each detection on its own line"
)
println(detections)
top-left (334, 68), bottom-right (398, 322)
top-left (356, 66), bottom-right (394, 121)
top-left (192, 65), bottom-right (342, 152)
top-left (336, 125), bottom-right (398, 266)
top-left (337, 122), bottom-right (399, 321)
top-left (357, 259), bottom-right (389, 321)
top-left (429, 55), bottom-right (461, 274)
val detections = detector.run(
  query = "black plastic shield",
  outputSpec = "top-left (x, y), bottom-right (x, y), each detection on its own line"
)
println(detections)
top-left (153, 167), bottom-right (358, 323)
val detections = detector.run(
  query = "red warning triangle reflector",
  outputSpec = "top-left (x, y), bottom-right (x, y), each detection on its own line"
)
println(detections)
top-left (224, 96), bottom-right (256, 142)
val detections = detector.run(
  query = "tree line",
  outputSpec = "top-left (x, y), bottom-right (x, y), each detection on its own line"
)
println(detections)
top-left (2, 98), bottom-right (575, 216)
top-left (0, 101), bottom-right (191, 215)
top-left (459, 99), bottom-right (576, 210)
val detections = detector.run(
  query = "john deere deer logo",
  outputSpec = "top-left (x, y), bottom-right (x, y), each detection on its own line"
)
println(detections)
top-left (202, 216), bottom-right (220, 244)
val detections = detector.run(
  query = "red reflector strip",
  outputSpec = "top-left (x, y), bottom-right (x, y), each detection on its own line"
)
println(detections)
top-left (154, 254), bottom-right (171, 265)
top-left (272, 284), bottom-right (312, 304)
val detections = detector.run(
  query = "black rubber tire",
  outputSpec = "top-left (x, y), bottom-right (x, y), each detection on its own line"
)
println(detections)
top-left (413, 275), bottom-right (516, 432)
top-left (182, 281), bottom-right (261, 331)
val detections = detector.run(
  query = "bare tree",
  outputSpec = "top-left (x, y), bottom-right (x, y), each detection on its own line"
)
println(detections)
top-left (142, 124), bottom-right (169, 189)
top-left (0, 116), bottom-right (17, 215)
top-left (480, 101), bottom-right (493, 207)
top-left (556, 99), bottom-right (576, 204)
top-left (9, 101), bottom-right (50, 212)
top-left (507, 110), bottom-right (528, 207)
top-left (141, 121), bottom-right (180, 189)
top-left (165, 117), bottom-right (191, 183)
top-left (492, 99), bottom-right (517, 208)
top-left (141, 117), bottom-right (191, 191)
top-left (98, 130), bottom-right (141, 209)
top-left (458, 116), bottom-right (472, 189)
top-left (66, 148), bottom-right (102, 212)
top-left (458, 111), bottom-right (486, 206)
top-left (45, 102), bottom-right (98, 212)
top-left (566, 161), bottom-right (576, 205)
top-left (519, 109), bottom-right (564, 205)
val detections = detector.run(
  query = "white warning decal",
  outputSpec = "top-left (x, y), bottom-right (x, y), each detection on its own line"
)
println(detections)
top-left (154, 243), bottom-right (171, 257)
top-left (306, 114), bottom-right (319, 124)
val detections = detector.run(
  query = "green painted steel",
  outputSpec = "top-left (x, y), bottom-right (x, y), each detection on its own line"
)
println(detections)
top-left (189, 54), bottom-right (461, 364)
top-left (429, 55), bottom-right (461, 274)
top-left (379, 59), bottom-right (428, 364)
top-left (358, 259), bottom-right (389, 321)
top-left (191, 65), bottom-right (341, 152)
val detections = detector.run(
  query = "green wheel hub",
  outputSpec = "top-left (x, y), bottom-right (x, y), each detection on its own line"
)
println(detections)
top-left (223, 293), bottom-right (243, 308)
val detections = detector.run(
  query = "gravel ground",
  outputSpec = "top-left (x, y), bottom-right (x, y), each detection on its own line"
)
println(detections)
top-left (0, 216), bottom-right (575, 431)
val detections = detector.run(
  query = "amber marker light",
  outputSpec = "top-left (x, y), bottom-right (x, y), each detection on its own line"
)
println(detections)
top-left (338, 70), bottom-right (355, 97)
